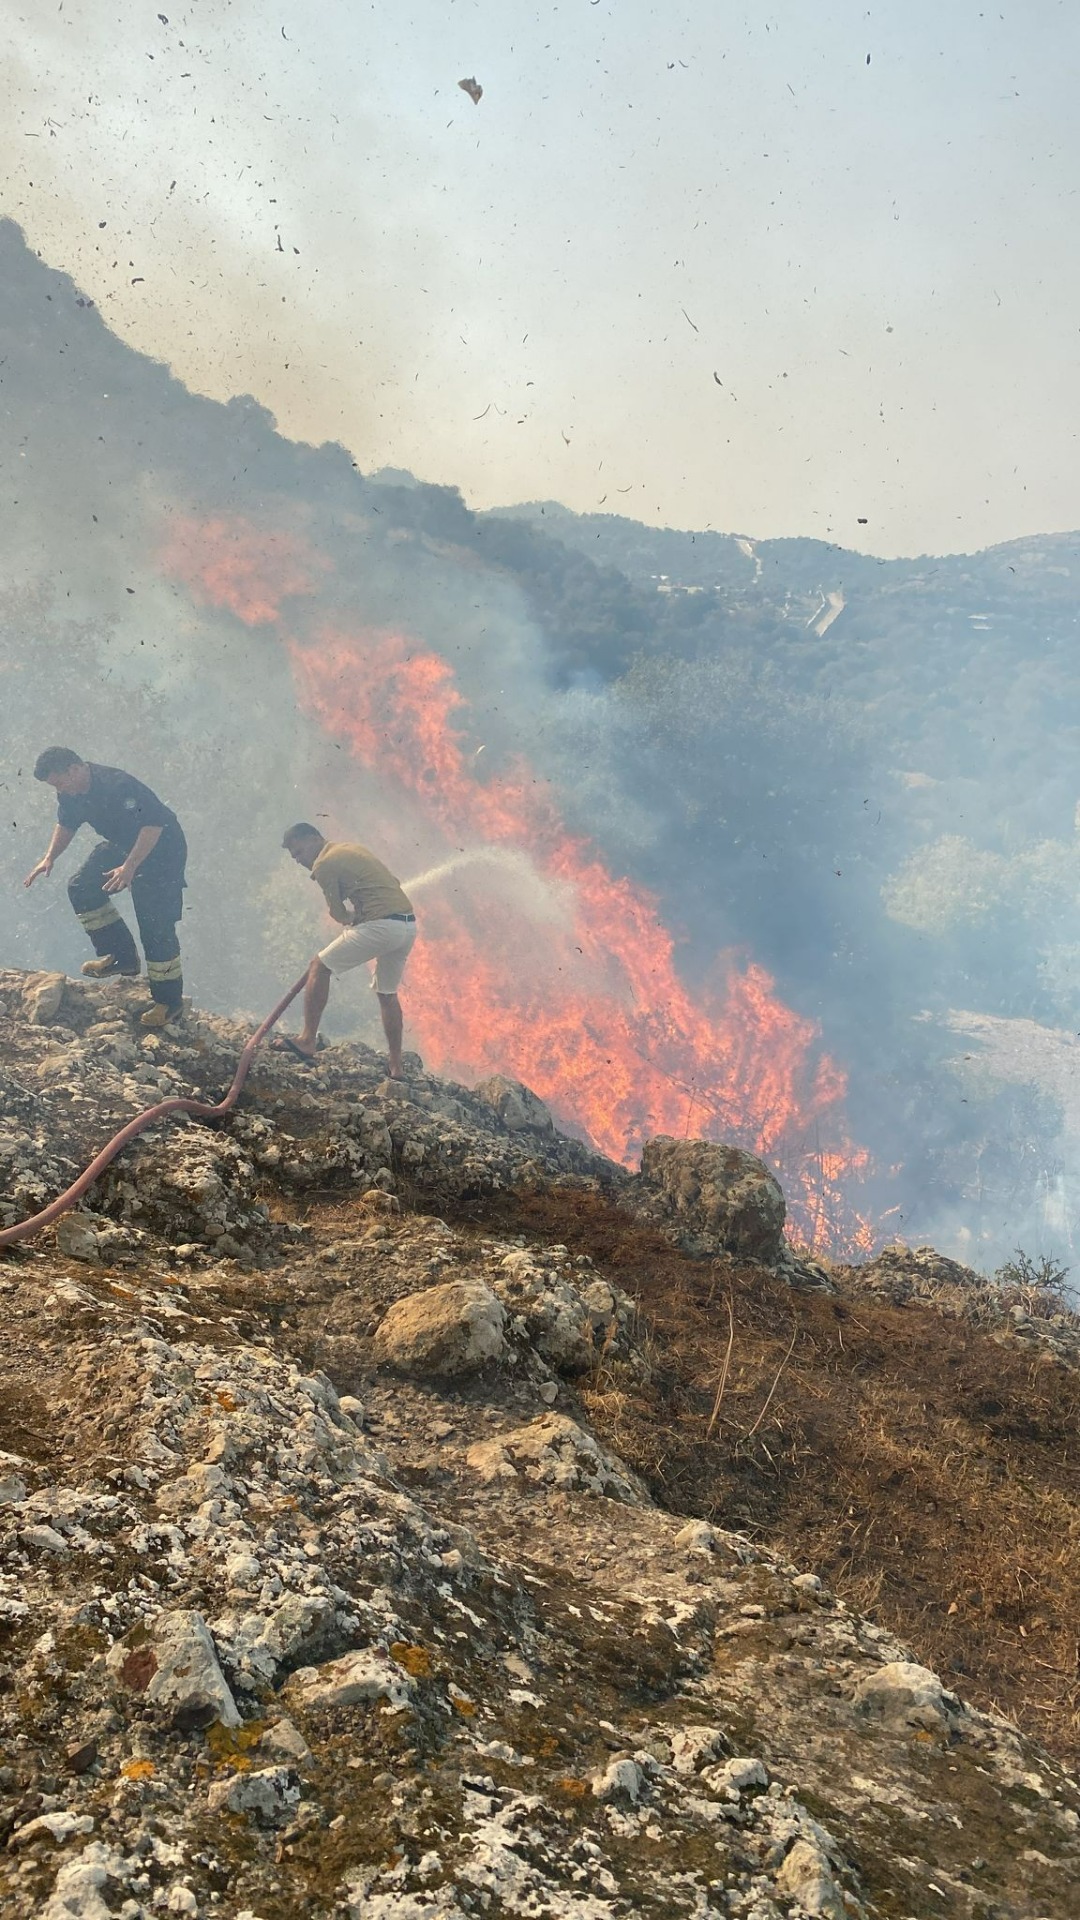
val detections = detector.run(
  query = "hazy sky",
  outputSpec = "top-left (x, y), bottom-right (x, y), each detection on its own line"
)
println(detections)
top-left (4, 0), bottom-right (1078, 555)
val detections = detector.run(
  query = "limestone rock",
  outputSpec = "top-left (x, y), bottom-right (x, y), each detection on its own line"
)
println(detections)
top-left (852, 1659), bottom-right (961, 1732)
top-left (285, 1647), bottom-right (415, 1712)
top-left (373, 1279), bottom-right (506, 1377)
top-left (668, 1725), bottom-right (727, 1774)
top-left (637, 1135), bottom-right (786, 1261)
top-left (206, 1765), bottom-right (299, 1826)
top-left (108, 1608), bottom-right (240, 1728)
top-left (474, 1074), bottom-right (554, 1132)
top-left (54, 1213), bottom-right (104, 1262)
top-left (492, 1249), bottom-right (634, 1374)
top-left (592, 1756), bottom-right (644, 1801)
top-left (466, 1412), bottom-right (648, 1504)
top-left (40, 1842), bottom-right (130, 1920)
top-left (707, 1756), bottom-right (769, 1795)
top-left (775, 1838), bottom-right (846, 1919)
top-left (10, 1810), bottom-right (94, 1848)
top-left (261, 1716), bottom-right (314, 1773)
top-left (23, 972), bottom-right (66, 1025)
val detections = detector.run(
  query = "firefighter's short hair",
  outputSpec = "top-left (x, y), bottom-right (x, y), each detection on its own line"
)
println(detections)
top-left (34, 747), bottom-right (84, 781)
top-left (282, 821), bottom-right (323, 849)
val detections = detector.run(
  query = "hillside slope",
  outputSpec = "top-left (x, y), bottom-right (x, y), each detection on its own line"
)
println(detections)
top-left (1, 971), bottom-right (1079, 1918)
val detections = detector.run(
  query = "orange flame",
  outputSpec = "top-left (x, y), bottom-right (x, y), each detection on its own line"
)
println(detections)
top-left (164, 514), bottom-right (875, 1253)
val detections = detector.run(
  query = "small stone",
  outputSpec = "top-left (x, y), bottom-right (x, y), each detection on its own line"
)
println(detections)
top-left (65, 1740), bottom-right (99, 1777)
top-left (638, 1136), bottom-right (786, 1261)
top-left (171, 1699), bottom-right (219, 1735)
top-left (55, 1213), bottom-right (103, 1262)
top-left (23, 972), bottom-right (66, 1024)
top-left (592, 1757), bottom-right (643, 1802)
top-left (774, 1837), bottom-right (846, 1918)
top-left (708, 1756), bottom-right (768, 1795)
top-left (38, 1842), bottom-right (128, 1920)
top-left (792, 1572), bottom-right (824, 1597)
top-left (474, 1074), bottom-right (555, 1132)
top-left (674, 1520), bottom-right (716, 1553)
top-left (10, 1809), bottom-right (94, 1847)
top-left (164, 1888), bottom-right (199, 1916)
top-left (538, 1381), bottom-right (559, 1405)
top-left (108, 1610), bottom-right (240, 1728)
top-left (261, 1717), bottom-right (314, 1773)
top-left (20, 1525), bottom-right (68, 1554)
top-left (852, 1660), bottom-right (961, 1731)
top-left (669, 1726), bottom-right (725, 1774)
top-left (207, 1766), bottom-right (299, 1826)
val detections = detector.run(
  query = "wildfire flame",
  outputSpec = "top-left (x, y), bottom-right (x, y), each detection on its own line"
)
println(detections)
top-left (162, 514), bottom-right (874, 1252)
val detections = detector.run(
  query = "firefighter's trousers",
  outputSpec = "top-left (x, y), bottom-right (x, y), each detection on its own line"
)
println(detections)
top-left (68, 837), bottom-right (187, 1008)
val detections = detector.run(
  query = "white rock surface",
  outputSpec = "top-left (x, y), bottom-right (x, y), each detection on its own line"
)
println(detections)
top-left (286, 1647), bottom-right (416, 1711)
top-left (373, 1280), bottom-right (507, 1377)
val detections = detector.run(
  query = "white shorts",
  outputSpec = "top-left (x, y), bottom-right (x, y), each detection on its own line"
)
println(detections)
top-left (318, 917), bottom-right (417, 994)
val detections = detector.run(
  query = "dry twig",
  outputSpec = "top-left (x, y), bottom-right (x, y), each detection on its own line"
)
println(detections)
top-left (706, 1296), bottom-right (736, 1440)
top-left (743, 1320), bottom-right (799, 1440)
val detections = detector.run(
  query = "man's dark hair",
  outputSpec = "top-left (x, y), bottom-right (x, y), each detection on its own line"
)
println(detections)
top-left (282, 821), bottom-right (323, 848)
top-left (34, 747), bottom-right (84, 781)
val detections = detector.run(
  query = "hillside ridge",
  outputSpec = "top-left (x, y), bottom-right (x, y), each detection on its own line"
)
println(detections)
top-left (1, 970), bottom-right (1079, 1917)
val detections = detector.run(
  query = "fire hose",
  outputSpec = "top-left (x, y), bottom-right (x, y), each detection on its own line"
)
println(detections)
top-left (0, 971), bottom-right (308, 1250)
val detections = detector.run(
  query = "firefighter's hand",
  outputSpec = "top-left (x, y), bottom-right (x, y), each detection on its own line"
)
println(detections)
top-left (23, 858), bottom-right (53, 889)
top-left (102, 862), bottom-right (135, 895)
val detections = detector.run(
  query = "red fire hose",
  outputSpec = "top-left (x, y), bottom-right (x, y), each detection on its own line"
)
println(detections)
top-left (0, 972), bottom-right (308, 1250)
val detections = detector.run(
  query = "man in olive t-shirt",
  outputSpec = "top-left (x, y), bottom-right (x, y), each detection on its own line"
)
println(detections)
top-left (277, 823), bottom-right (417, 1077)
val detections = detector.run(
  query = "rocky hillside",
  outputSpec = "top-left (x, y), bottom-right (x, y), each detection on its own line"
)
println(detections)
top-left (1, 970), bottom-right (1079, 1919)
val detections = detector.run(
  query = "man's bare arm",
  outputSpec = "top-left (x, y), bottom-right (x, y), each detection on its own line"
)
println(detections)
top-left (102, 825), bottom-right (162, 894)
top-left (24, 824), bottom-right (75, 888)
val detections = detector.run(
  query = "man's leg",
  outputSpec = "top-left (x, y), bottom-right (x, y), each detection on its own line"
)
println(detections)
top-left (296, 956), bottom-right (332, 1052)
top-left (377, 992), bottom-right (404, 1078)
top-left (69, 843), bottom-right (139, 975)
top-left (132, 866), bottom-right (184, 1018)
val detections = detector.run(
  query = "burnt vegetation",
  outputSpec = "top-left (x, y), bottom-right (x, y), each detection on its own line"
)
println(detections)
top-left (461, 1186), bottom-right (1080, 1768)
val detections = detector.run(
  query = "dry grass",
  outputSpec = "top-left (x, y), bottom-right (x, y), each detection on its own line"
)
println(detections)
top-left (479, 1187), bottom-right (1080, 1768)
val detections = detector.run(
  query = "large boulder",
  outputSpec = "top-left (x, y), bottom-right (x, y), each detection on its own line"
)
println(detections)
top-left (372, 1279), bottom-right (507, 1377)
top-left (636, 1137), bottom-right (786, 1262)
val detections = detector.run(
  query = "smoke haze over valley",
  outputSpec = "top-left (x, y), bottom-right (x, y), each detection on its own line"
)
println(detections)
top-left (3, 214), bottom-right (1080, 1268)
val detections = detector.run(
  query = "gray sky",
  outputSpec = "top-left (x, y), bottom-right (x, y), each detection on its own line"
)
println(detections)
top-left (4, 0), bottom-right (1078, 555)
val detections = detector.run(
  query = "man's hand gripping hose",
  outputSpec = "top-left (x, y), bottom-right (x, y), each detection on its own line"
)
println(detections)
top-left (0, 972), bottom-right (308, 1249)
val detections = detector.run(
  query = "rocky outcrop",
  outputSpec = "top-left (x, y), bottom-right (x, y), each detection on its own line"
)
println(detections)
top-left (0, 972), bottom-right (624, 1257)
top-left (847, 1241), bottom-right (1080, 1368)
top-left (637, 1135), bottom-right (787, 1260)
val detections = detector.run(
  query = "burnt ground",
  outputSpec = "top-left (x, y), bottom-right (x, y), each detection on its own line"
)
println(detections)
top-left (436, 1187), bottom-right (1080, 1770)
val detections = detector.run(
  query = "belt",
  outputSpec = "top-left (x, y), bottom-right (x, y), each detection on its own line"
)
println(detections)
top-left (385, 913), bottom-right (415, 923)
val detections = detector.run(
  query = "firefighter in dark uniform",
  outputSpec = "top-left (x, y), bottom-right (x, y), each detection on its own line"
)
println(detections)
top-left (24, 748), bottom-right (187, 1030)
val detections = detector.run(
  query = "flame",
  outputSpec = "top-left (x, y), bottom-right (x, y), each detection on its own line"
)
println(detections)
top-left (164, 514), bottom-right (875, 1252)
